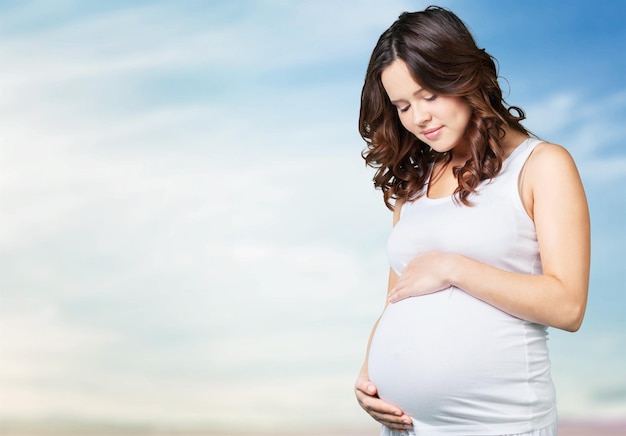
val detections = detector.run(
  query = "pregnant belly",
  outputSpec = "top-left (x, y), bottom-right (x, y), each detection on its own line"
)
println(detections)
top-left (368, 287), bottom-right (545, 424)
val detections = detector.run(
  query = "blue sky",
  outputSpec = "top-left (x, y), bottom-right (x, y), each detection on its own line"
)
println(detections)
top-left (0, 0), bottom-right (625, 432)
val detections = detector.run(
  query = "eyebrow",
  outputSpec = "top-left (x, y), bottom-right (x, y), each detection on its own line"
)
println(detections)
top-left (389, 87), bottom-right (424, 105)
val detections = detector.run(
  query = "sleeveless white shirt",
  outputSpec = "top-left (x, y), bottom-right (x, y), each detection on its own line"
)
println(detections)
top-left (368, 138), bottom-right (557, 435)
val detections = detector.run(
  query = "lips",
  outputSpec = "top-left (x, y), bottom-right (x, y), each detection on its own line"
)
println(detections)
top-left (422, 126), bottom-right (443, 140)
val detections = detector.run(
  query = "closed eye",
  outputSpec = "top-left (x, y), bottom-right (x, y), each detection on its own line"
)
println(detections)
top-left (398, 105), bottom-right (410, 113)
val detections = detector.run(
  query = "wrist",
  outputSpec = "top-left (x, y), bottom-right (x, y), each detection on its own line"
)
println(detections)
top-left (359, 362), bottom-right (369, 376)
top-left (446, 253), bottom-right (463, 287)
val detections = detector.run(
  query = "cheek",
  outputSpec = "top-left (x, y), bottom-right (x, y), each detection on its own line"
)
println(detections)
top-left (398, 114), bottom-right (415, 133)
top-left (454, 102), bottom-right (473, 127)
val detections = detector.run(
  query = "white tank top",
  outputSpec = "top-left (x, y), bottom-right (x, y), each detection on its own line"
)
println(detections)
top-left (368, 138), bottom-right (557, 435)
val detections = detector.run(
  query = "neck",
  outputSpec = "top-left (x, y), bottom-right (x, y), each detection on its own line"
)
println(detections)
top-left (446, 127), bottom-right (529, 164)
top-left (448, 142), bottom-right (471, 165)
top-left (500, 128), bottom-right (529, 158)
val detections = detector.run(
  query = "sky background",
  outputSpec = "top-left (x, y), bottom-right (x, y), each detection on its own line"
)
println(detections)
top-left (0, 0), bottom-right (625, 433)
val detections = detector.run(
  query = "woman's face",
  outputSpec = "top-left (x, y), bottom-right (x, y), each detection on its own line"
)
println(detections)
top-left (381, 59), bottom-right (472, 154)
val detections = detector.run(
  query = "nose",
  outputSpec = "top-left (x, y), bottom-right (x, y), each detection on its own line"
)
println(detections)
top-left (412, 105), bottom-right (431, 126)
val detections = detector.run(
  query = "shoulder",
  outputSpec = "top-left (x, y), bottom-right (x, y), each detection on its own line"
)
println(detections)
top-left (523, 141), bottom-right (587, 215)
top-left (525, 141), bottom-right (580, 185)
top-left (519, 141), bottom-right (585, 219)
top-left (528, 141), bottom-right (574, 164)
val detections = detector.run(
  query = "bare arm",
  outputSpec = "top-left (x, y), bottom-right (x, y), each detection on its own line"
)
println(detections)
top-left (389, 143), bottom-right (590, 331)
top-left (354, 201), bottom-right (413, 432)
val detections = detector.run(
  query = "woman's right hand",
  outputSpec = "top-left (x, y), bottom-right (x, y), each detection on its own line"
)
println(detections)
top-left (354, 373), bottom-right (414, 432)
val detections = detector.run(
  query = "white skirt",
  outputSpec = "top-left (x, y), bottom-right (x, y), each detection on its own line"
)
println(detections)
top-left (381, 420), bottom-right (558, 436)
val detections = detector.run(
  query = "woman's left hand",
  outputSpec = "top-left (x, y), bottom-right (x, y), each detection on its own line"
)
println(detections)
top-left (388, 251), bottom-right (455, 303)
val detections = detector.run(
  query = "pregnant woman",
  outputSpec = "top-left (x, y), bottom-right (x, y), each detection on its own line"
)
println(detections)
top-left (354, 7), bottom-right (590, 436)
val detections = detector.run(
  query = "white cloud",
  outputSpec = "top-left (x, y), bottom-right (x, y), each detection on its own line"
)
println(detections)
top-left (0, 94), bottom-right (388, 425)
top-left (0, 298), bottom-right (119, 383)
top-left (1, 0), bottom-right (624, 430)
top-left (523, 89), bottom-right (626, 181)
top-left (551, 329), bottom-right (626, 420)
top-left (525, 90), bottom-right (626, 150)
top-left (0, 0), bottom-right (419, 104)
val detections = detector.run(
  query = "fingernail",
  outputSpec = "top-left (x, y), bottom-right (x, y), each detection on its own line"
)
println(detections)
top-left (366, 385), bottom-right (375, 394)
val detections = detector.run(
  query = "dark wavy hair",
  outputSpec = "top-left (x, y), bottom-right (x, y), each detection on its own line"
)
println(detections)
top-left (360, 6), bottom-right (529, 209)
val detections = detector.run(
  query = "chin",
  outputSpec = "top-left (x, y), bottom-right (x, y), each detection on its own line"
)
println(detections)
top-left (431, 146), bottom-right (453, 154)
top-left (420, 138), bottom-right (462, 155)
top-left (425, 144), bottom-right (454, 154)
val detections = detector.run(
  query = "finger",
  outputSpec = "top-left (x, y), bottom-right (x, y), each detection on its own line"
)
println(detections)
top-left (386, 421), bottom-right (413, 432)
top-left (367, 408), bottom-right (410, 422)
top-left (358, 394), bottom-right (403, 416)
top-left (357, 395), bottom-right (412, 431)
top-left (355, 388), bottom-right (386, 408)
top-left (355, 380), bottom-right (377, 396)
top-left (387, 293), bottom-right (396, 303)
top-left (354, 380), bottom-right (412, 430)
top-left (388, 288), bottom-right (407, 303)
top-left (369, 411), bottom-right (413, 431)
top-left (388, 285), bottom-right (402, 302)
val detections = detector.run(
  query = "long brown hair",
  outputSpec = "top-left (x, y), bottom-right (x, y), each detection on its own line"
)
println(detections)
top-left (360, 6), bottom-right (528, 209)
